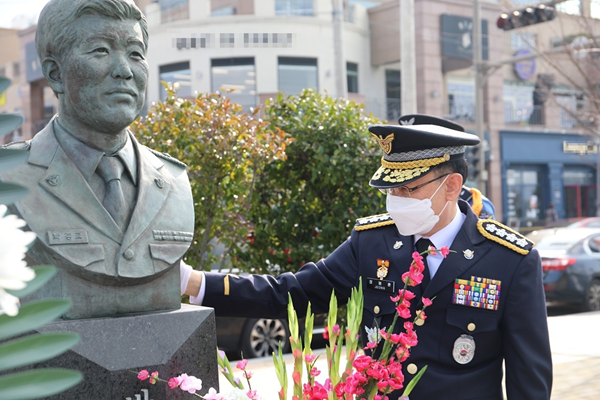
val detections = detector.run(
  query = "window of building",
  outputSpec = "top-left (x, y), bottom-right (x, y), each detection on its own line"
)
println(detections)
top-left (555, 0), bottom-right (581, 15)
top-left (159, 0), bottom-right (189, 23)
top-left (275, 0), bottom-right (314, 16)
top-left (212, 6), bottom-right (235, 16)
top-left (211, 57), bottom-right (257, 110)
top-left (159, 61), bottom-right (192, 100)
top-left (385, 69), bottom-right (400, 121)
top-left (278, 57), bottom-right (318, 95)
top-left (446, 76), bottom-right (475, 122)
top-left (506, 165), bottom-right (544, 225)
top-left (347, 62), bottom-right (359, 93)
top-left (510, 32), bottom-right (536, 50)
top-left (503, 81), bottom-right (535, 124)
top-left (593, 0), bottom-right (600, 19)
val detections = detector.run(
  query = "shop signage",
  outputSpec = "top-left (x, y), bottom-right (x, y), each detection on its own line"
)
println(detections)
top-left (514, 49), bottom-right (536, 80)
top-left (440, 14), bottom-right (489, 60)
top-left (563, 141), bottom-right (598, 154)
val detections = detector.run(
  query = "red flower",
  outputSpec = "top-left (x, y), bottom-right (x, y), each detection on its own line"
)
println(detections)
top-left (423, 297), bottom-right (433, 307)
top-left (440, 246), bottom-right (451, 258)
top-left (137, 370), bottom-right (149, 381)
top-left (236, 359), bottom-right (248, 371)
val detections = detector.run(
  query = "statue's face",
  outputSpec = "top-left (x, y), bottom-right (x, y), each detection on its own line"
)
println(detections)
top-left (58, 15), bottom-right (148, 134)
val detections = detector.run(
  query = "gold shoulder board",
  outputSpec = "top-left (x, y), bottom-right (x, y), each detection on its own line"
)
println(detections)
top-left (477, 219), bottom-right (534, 255)
top-left (355, 213), bottom-right (395, 231)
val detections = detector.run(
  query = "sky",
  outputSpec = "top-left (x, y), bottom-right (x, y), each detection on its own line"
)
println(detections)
top-left (0, 0), bottom-right (51, 29)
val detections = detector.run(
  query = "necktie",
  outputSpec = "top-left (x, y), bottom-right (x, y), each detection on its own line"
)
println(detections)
top-left (416, 238), bottom-right (433, 290)
top-left (96, 155), bottom-right (128, 228)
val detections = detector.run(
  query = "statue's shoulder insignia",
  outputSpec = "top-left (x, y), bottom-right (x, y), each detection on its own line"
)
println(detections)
top-left (355, 213), bottom-right (395, 231)
top-left (1, 140), bottom-right (31, 151)
top-left (477, 219), bottom-right (533, 255)
top-left (147, 148), bottom-right (187, 168)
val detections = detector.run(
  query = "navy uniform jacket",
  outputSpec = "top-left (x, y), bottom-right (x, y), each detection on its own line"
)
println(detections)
top-left (204, 201), bottom-right (552, 400)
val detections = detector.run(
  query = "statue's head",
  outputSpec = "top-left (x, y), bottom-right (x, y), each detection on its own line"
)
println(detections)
top-left (36, 0), bottom-right (149, 134)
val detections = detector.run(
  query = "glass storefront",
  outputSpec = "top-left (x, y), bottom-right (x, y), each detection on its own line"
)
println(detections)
top-left (563, 166), bottom-right (597, 218)
top-left (505, 165), bottom-right (544, 227)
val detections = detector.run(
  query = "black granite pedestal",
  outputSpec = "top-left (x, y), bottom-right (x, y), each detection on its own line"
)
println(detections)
top-left (34, 304), bottom-right (218, 400)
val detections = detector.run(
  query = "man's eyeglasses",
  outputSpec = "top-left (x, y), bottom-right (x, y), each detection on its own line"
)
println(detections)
top-left (379, 173), bottom-right (451, 197)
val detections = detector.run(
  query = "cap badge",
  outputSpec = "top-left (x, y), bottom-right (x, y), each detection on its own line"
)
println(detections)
top-left (452, 334), bottom-right (476, 364)
top-left (399, 117), bottom-right (415, 125)
top-left (376, 259), bottom-right (390, 279)
top-left (463, 249), bottom-right (474, 259)
top-left (393, 241), bottom-right (403, 250)
top-left (370, 133), bottom-right (394, 155)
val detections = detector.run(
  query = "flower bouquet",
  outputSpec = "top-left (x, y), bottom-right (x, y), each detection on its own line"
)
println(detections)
top-left (135, 245), bottom-right (450, 399)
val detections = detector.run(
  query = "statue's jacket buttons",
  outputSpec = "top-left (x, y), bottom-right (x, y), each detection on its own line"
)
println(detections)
top-left (123, 249), bottom-right (135, 260)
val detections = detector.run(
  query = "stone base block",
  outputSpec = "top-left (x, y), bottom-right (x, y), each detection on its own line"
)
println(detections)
top-left (34, 304), bottom-right (218, 400)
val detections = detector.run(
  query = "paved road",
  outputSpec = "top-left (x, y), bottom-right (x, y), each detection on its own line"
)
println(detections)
top-left (219, 310), bottom-right (600, 399)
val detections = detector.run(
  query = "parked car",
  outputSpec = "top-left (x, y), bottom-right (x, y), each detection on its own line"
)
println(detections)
top-left (566, 217), bottom-right (600, 229)
top-left (528, 227), bottom-right (600, 311)
top-left (216, 314), bottom-right (327, 359)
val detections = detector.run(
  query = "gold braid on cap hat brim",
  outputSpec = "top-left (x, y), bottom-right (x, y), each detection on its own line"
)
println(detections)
top-left (380, 153), bottom-right (450, 170)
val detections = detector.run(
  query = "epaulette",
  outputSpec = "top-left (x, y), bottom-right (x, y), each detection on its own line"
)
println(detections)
top-left (355, 213), bottom-right (395, 231)
top-left (1, 140), bottom-right (31, 151)
top-left (147, 148), bottom-right (187, 168)
top-left (477, 219), bottom-right (534, 255)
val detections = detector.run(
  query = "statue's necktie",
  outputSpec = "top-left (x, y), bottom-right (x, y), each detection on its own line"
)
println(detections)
top-left (416, 238), bottom-right (433, 290)
top-left (96, 155), bottom-right (127, 229)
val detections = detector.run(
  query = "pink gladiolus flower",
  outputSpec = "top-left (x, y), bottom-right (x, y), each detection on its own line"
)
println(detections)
top-left (427, 245), bottom-right (437, 255)
top-left (149, 371), bottom-right (158, 384)
top-left (417, 309), bottom-right (427, 321)
top-left (292, 371), bottom-right (301, 384)
top-left (205, 387), bottom-right (225, 400)
top-left (411, 252), bottom-right (425, 271)
top-left (244, 370), bottom-right (254, 379)
top-left (423, 297), bottom-right (433, 306)
top-left (364, 341), bottom-right (378, 350)
top-left (247, 389), bottom-right (258, 399)
top-left (305, 353), bottom-right (317, 363)
top-left (403, 290), bottom-right (416, 301)
top-left (333, 324), bottom-right (341, 335)
top-left (440, 246), bottom-right (450, 258)
top-left (179, 374), bottom-right (202, 394)
top-left (310, 367), bottom-right (321, 377)
top-left (137, 370), bottom-right (149, 381)
top-left (404, 321), bottom-right (414, 330)
top-left (293, 349), bottom-right (302, 358)
top-left (168, 376), bottom-right (182, 389)
top-left (396, 303), bottom-right (411, 319)
top-left (323, 327), bottom-right (329, 340)
top-left (236, 359), bottom-right (248, 370)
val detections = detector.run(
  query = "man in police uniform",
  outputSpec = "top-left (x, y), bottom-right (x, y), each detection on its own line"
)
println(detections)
top-left (183, 116), bottom-right (551, 399)
top-left (0, 0), bottom-right (194, 319)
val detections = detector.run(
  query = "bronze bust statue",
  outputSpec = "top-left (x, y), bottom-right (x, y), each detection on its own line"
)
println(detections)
top-left (0, 0), bottom-right (194, 319)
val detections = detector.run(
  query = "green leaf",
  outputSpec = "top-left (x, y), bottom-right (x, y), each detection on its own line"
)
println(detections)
top-left (402, 365), bottom-right (428, 396)
top-left (0, 182), bottom-right (28, 206)
top-left (0, 368), bottom-right (83, 400)
top-left (0, 299), bottom-right (72, 341)
top-left (0, 332), bottom-right (80, 372)
top-left (0, 114), bottom-right (24, 139)
top-left (6, 266), bottom-right (57, 298)
top-left (0, 149), bottom-right (29, 173)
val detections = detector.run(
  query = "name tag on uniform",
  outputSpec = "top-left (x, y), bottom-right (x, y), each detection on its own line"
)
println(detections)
top-left (366, 278), bottom-right (396, 293)
top-left (47, 229), bottom-right (89, 245)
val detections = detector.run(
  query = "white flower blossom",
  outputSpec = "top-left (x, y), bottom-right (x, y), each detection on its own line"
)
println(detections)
top-left (0, 205), bottom-right (36, 316)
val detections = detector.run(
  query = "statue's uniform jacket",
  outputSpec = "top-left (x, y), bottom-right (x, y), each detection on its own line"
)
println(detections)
top-left (203, 201), bottom-right (552, 400)
top-left (1, 121), bottom-right (194, 317)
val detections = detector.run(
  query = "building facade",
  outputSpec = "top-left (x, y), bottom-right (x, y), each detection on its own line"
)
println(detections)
top-left (5, 0), bottom-right (600, 227)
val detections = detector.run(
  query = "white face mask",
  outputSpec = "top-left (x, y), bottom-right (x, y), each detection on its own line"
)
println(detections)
top-left (386, 175), bottom-right (450, 236)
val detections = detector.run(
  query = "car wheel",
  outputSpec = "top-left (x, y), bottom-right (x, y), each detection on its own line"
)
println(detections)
top-left (241, 318), bottom-right (290, 358)
top-left (584, 279), bottom-right (600, 311)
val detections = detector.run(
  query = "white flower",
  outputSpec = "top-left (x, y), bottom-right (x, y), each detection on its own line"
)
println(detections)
top-left (0, 205), bottom-right (36, 316)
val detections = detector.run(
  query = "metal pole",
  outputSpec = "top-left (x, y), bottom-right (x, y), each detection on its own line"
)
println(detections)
top-left (400, 0), bottom-right (417, 114)
top-left (473, 0), bottom-right (487, 194)
top-left (332, 0), bottom-right (347, 99)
